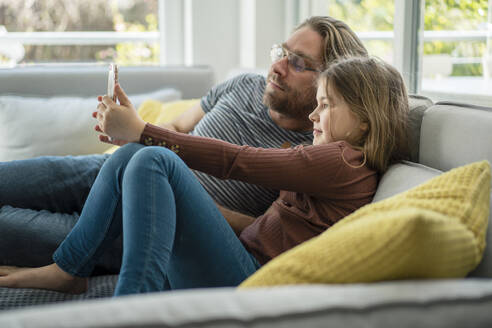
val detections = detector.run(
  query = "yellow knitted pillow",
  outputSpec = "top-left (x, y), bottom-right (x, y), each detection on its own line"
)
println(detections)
top-left (104, 99), bottom-right (199, 154)
top-left (240, 161), bottom-right (491, 288)
top-left (139, 99), bottom-right (200, 125)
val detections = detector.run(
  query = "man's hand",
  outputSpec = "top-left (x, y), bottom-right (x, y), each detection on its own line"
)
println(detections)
top-left (93, 83), bottom-right (147, 145)
top-left (216, 204), bottom-right (256, 236)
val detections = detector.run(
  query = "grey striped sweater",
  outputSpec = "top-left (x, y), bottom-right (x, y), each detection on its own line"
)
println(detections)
top-left (191, 73), bottom-right (313, 217)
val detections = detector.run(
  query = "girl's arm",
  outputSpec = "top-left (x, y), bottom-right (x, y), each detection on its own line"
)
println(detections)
top-left (140, 123), bottom-right (367, 195)
top-left (94, 86), bottom-right (371, 196)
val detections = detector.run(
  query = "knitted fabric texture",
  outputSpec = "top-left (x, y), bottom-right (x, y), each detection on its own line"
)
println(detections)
top-left (240, 160), bottom-right (491, 287)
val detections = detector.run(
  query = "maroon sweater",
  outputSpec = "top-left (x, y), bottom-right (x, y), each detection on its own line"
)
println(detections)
top-left (140, 123), bottom-right (378, 265)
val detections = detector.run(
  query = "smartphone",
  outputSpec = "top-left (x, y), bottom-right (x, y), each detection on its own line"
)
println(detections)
top-left (107, 63), bottom-right (118, 102)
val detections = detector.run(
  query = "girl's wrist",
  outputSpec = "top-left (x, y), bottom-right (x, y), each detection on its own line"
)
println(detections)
top-left (132, 119), bottom-right (147, 143)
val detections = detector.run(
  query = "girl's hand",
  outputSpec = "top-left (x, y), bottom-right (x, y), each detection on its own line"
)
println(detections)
top-left (93, 84), bottom-right (146, 145)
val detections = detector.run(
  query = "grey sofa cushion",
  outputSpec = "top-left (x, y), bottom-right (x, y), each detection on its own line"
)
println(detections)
top-left (408, 94), bottom-right (433, 162)
top-left (1, 280), bottom-right (492, 327)
top-left (419, 102), bottom-right (492, 278)
top-left (419, 102), bottom-right (492, 171)
top-left (468, 193), bottom-right (492, 278)
top-left (372, 161), bottom-right (442, 203)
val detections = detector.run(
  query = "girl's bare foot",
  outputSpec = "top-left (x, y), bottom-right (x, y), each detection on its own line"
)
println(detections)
top-left (0, 263), bottom-right (88, 294)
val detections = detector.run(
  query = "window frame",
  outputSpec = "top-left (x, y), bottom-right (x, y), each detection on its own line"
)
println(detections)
top-left (299, 0), bottom-right (491, 106)
top-left (0, 0), bottom-right (186, 66)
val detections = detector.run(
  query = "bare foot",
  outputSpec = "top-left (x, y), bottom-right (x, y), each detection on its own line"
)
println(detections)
top-left (0, 266), bottom-right (27, 276)
top-left (0, 263), bottom-right (88, 294)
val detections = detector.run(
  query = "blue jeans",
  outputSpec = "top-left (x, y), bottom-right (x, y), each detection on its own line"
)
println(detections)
top-left (0, 154), bottom-right (122, 273)
top-left (52, 143), bottom-right (260, 296)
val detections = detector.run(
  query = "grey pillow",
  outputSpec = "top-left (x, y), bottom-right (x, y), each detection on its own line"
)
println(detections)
top-left (468, 193), bottom-right (492, 278)
top-left (408, 94), bottom-right (433, 162)
top-left (372, 161), bottom-right (441, 203)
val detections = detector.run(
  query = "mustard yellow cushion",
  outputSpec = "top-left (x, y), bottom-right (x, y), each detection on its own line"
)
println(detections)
top-left (139, 99), bottom-right (200, 125)
top-left (104, 99), bottom-right (199, 154)
top-left (240, 161), bottom-right (491, 288)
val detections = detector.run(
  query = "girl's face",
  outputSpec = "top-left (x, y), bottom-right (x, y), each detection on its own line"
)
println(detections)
top-left (309, 80), bottom-right (365, 146)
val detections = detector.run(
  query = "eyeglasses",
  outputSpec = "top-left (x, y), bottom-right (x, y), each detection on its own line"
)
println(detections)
top-left (270, 44), bottom-right (322, 73)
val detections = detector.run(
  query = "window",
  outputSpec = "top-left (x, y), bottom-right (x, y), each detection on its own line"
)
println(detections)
top-left (420, 0), bottom-right (490, 105)
top-left (1, 0), bottom-right (490, 105)
top-left (0, 0), bottom-right (161, 67)
top-left (301, 0), bottom-right (491, 106)
top-left (304, 0), bottom-right (411, 87)
top-left (311, 0), bottom-right (395, 65)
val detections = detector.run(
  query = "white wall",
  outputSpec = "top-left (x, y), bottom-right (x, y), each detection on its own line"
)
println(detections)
top-left (185, 0), bottom-right (240, 82)
top-left (179, 0), bottom-right (288, 82)
top-left (250, 0), bottom-right (286, 70)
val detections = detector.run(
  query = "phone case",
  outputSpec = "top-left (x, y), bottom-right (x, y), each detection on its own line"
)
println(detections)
top-left (107, 63), bottom-right (118, 102)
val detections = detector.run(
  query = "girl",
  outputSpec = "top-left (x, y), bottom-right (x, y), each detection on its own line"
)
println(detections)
top-left (0, 57), bottom-right (409, 296)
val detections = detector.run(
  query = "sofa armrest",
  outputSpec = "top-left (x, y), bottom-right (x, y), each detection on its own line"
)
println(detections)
top-left (1, 279), bottom-right (492, 327)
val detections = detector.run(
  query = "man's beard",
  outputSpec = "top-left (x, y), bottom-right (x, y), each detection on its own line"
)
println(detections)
top-left (263, 74), bottom-right (317, 121)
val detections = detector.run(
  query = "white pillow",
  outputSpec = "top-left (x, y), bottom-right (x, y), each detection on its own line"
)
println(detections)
top-left (0, 88), bottom-right (181, 161)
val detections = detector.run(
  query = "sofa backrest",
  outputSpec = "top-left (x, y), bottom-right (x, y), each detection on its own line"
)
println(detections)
top-left (375, 100), bottom-right (492, 278)
top-left (419, 102), bottom-right (492, 171)
top-left (417, 101), bottom-right (492, 278)
top-left (0, 65), bottom-right (215, 99)
top-left (408, 95), bottom-right (434, 162)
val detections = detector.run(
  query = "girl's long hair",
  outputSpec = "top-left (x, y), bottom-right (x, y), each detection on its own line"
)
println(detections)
top-left (321, 57), bottom-right (410, 174)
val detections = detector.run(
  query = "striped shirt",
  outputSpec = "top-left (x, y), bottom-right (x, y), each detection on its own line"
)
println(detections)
top-left (190, 73), bottom-right (313, 217)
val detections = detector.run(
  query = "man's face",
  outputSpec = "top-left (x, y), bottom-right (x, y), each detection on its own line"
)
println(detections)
top-left (263, 26), bottom-right (324, 123)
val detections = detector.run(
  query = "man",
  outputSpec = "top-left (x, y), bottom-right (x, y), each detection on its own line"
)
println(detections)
top-left (0, 16), bottom-right (367, 274)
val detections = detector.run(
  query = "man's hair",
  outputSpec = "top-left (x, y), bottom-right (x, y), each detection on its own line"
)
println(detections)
top-left (320, 57), bottom-right (410, 174)
top-left (296, 16), bottom-right (368, 68)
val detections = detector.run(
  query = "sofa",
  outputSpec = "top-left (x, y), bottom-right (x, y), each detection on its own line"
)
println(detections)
top-left (0, 65), bottom-right (491, 327)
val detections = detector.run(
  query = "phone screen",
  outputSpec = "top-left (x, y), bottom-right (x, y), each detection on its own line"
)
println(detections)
top-left (107, 63), bottom-right (118, 102)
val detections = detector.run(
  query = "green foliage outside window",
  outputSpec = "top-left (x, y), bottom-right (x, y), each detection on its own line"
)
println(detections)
top-left (328, 0), bottom-right (394, 31)
top-left (0, 0), bottom-right (489, 75)
top-left (326, 0), bottom-right (394, 61)
top-left (98, 11), bottom-right (159, 65)
top-left (0, 0), bottom-right (159, 66)
top-left (424, 0), bottom-right (487, 76)
top-left (326, 0), bottom-right (488, 76)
